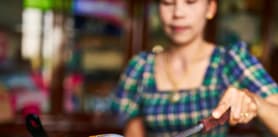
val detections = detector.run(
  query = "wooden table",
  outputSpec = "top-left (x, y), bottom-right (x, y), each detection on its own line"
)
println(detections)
top-left (0, 113), bottom-right (123, 137)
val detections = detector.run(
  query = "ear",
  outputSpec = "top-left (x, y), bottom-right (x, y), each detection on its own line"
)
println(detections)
top-left (206, 0), bottom-right (217, 20)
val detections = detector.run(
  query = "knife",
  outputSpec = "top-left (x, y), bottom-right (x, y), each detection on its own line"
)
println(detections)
top-left (174, 109), bottom-right (230, 137)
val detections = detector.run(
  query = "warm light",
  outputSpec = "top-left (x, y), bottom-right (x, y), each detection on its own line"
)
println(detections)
top-left (152, 45), bottom-right (164, 53)
top-left (21, 8), bottom-right (42, 59)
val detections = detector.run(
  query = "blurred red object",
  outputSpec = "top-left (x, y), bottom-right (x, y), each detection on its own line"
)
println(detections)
top-left (22, 103), bottom-right (41, 119)
top-left (0, 87), bottom-right (15, 123)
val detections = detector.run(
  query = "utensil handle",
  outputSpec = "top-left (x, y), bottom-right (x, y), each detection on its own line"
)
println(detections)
top-left (25, 114), bottom-right (48, 137)
top-left (201, 109), bottom-right (230, 132)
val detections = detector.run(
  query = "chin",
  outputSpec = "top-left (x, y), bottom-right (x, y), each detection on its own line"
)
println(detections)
top-left (170, 36), bottom-right (193, 46)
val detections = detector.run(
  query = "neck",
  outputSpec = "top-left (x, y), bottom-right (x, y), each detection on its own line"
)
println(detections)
top-left (168, 38), bottom-right (209, 63)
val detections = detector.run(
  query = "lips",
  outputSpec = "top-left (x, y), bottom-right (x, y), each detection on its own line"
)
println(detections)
top-left (171, 25), bottom-right (191, 33)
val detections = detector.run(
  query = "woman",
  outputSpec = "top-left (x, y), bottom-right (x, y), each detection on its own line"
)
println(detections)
top-left (112, 0), bottom-right (278, 136)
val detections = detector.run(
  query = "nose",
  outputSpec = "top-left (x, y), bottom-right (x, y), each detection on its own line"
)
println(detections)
top-left (173, 2), bottom-right (186, 19)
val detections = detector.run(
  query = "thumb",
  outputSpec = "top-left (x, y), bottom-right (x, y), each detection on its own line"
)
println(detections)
top-left (212, 87), bottom-right (236, 119)
top-left (212, 102), bottom-right (230, 119)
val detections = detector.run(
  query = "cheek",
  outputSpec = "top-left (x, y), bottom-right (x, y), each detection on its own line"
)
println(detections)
top-left (190, 7), bottom-right (208, 29)
top-left (159, 7), bottom-right (172, 25)
top-left (188, 2), bottom-right (208, 19)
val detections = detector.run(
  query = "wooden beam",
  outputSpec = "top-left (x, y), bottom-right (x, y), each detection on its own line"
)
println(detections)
top-left (261, 0), bottom-right (274, 70)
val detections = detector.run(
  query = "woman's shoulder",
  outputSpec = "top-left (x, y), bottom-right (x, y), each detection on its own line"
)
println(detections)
top-left (125, 51), bottom-right (154, 74)
top-left (217, 41), bottom-right (248, 54)
top-left (128, 51), bottom-right (154, 65)
top-left (215, 41), bottom-right (258, 71)
top-left (133, 51), bottom-right (153, 60)
top-left (216, 41), bottom-right (261, 73)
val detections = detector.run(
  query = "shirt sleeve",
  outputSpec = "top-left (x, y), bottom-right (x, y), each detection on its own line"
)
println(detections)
top-left (224, 41), bottom-right (278, 98)
top-left (111, 52), bottom-right (148, 123)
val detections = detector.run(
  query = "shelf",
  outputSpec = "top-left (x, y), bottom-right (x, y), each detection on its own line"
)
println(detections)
top-left (77, 35), bottom-right (124, 49)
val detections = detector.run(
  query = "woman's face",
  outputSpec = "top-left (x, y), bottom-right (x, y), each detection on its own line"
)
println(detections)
top-left (159, 0), bottom-right (216, 45)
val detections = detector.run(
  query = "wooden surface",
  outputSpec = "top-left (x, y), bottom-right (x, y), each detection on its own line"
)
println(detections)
top-left (0, 113), bottom-right (267, 137)
top-left (0, 113), bottom-right (123, 137)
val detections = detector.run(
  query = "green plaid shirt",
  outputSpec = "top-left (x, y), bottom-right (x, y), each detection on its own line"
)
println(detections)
top-left (112, 41), bottom-right (278, 137)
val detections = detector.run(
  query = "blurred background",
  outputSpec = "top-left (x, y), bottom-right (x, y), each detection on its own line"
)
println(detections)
top-left (0, 0), bottom-right (277, 137)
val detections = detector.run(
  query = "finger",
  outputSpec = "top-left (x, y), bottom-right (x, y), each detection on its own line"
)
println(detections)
top-left (212, 101), bottom-right (230, 119)
top-left (212, 89), bottom-right (232, 119)
top-left (242, 89), bottom-right (257, 103)
top-left (234, 91), bottom-right (244, 119)
top-left (242, 89), bottom-right (258, 114)
top-left (242, 89), bottom-right (258, 124)
top-left (249, 102), bottom-right (257, 112)
top-left (242, 101), bottom-right (258, 124)
top-left (229, 90), bottom-right (243, 125)
top-left (242, 112), bottom-right (256, 124)
top-left (239, 92), bottom-right (251, 122)
top-left (243, 89), bottom-right (263, 114)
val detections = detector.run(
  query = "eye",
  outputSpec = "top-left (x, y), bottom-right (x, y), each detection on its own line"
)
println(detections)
top-left (186, 0), bottom-right (197, 4)
top-left (160, 0), bottom-right (175, 6)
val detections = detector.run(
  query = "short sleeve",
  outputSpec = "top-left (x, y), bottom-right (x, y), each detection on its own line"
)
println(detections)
top-left (223, 41), bottom-right (278, 98)
top-left (111, 52), bottom-right (148, 123)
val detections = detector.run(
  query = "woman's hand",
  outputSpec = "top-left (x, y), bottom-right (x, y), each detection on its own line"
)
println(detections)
top-left (212, 87), bottom-right (258, 125)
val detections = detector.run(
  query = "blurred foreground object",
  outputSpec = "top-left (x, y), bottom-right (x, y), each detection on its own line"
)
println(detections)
top-left (25, 114), bottom-right (48, 137)
top-left (89, 134), bottom-right (123, 137)
top-left (0, 85), bottom-right (15, 123)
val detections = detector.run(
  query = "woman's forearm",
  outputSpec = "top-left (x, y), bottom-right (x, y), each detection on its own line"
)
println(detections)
top-left (124, 117), bottom-right (145, 137)
top-left (257, 99), bottom-right (278, 135)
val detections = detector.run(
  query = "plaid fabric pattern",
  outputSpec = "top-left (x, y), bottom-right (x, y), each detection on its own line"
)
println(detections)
top-left (112, 41), bottom-right (278, 137)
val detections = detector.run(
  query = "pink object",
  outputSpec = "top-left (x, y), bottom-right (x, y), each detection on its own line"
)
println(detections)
top-left (64, 73), bottom-right (83, 112)
top-left (31, 71), bottom-right (49, 94)
top-left (22, 103), bottom-right (41, 118)
top-left (10, 95), bottom-right (16, 114)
